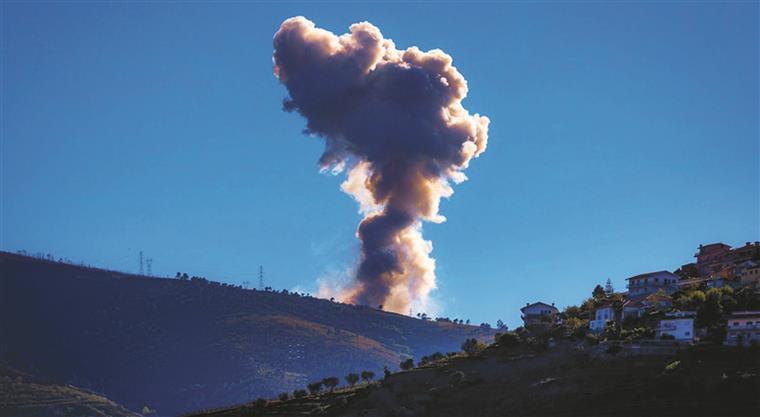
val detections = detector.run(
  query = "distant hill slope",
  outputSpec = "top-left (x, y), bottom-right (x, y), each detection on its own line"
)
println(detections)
top-left (0, 364), bottom-right (140, 417)
top-left (0, 252), bottom-right (495, 416)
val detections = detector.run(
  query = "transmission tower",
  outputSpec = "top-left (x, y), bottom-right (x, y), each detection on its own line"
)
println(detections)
top-left (146, 258), bottom-right (153, 276)
top-left (139, 251), bottom-right (144, 275)
top-left (259, 265), bottom-right (264, 290)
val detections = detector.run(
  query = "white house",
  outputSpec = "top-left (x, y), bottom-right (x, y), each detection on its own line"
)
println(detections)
top-left (657, 311), bottom-right (696, 341)
top-left (626, 271), bottom-right (679, 297)
top-left (520, 302), bottom-right (558, 326)
top-left (590, 305), bottom-right (615, 333)
top-left (725, 311), bottom-right (760, 346)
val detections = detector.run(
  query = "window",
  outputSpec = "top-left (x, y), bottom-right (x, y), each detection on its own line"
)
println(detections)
top-left (685, 332), bottom-right (690, 336)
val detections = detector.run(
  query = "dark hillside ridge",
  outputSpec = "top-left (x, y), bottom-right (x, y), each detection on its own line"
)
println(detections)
top-left (0, 363), bottom-right (140, 417)
top-left (0, 252), bottom-right (494, 416)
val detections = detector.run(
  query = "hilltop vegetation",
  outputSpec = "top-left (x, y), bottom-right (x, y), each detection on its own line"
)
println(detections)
top-left (0, 252), bottom-right (494, 416)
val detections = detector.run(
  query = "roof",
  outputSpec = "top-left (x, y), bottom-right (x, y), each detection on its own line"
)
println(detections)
top-left (623, 293), bottom-right (671, 308)
top-left (645, 293), bottom-right (672, 302)
top-left (665, 310), bottom-right (696, 318)
top-left (520, 302), bottom-right (558, 313)
top-left (728, 310), bottom-right (760, 319)
top-left (623, 295), bottom-right (647, 308)
top-left (625, 270), bottom-right (675, 281)
top-left (700, 243), bottom-right (732, 250)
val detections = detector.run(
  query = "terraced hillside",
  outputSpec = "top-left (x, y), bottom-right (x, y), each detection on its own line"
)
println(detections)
top-left (0, 252), bottom-right (495, 416)
top-left (0, 365), bottom-right (139, 417)
top-left (187, 343), bottom-right (760, 417)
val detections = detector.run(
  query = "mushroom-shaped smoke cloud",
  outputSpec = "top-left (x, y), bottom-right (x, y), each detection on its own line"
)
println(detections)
top-left (273, 17), bottom-right (489, 314)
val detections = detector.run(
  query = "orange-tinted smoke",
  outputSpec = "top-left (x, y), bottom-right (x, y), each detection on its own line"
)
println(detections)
top-left (273, 17), bottom-right (489, 314)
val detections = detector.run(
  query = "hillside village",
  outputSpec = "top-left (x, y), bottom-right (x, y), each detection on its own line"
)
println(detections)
top-left (521, 240), bottom-right (760, 348)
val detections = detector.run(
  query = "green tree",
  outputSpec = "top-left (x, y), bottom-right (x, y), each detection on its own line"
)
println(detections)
top-left (293, 389), bottom-right (307, 399)
top-left (345, 373), bottom-right (359, 387)
top-left (360, 370), bottom-right (375, 383)
top-left (322, 376), bottom-right (339, 392)
top-left (461, 338), bottom-right (484, 356)
top-left (697, 288), bottom-right (724, 328)
top-left (278, 392), bottom-right (289, 401)
top-left (604, 278), bottom-right (614, 295)
top-left (400, 358), bottom-right (414, 370)
top-left (307, 382), bottom-right (322, 395)
top-left (592, 284), bottom-right (606, 299)
top-left (497, 332), bottom-right (520, 347)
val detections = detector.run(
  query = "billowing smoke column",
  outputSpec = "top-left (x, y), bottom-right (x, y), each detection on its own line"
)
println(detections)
top-left (273, 17), bottom-right (489, 314)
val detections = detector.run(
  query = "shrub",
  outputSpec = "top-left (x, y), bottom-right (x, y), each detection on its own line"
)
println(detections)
top-left (497, 332), bottom-right (520, 347)
top-left (360, 370), bottom-right (375, 383)
top-left (293, 389), bottom-right (307, 399)
top-left (307, 382), bottom-right (322, 395)
top-left (278, 392), bottom-right (289, 401)
top-left (461, 338), bottom-right (484, 356)
top-left (660, 333), bottom-right (675, 340)
top-left (664, 360), bottom-right (680, 372)
top-left (345, 373), bottom-right (359, 387)
top-left (322, 376), bottom-right (339, 392)
top-left (400, 358), bottom-right (414, 370)
top-left (254, 398), bottom-right (267, 408)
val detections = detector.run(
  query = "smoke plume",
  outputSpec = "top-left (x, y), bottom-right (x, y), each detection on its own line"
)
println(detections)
top-left (273, 17), bottom-right (489, 314)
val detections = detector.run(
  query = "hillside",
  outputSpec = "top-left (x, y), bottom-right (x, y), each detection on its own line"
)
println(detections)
top-left (187, 342), bottom-right (760, 417)
top-left (0, 364), bottom-right (140, 417)
top-left (0, 252), bottom-right (495, 416)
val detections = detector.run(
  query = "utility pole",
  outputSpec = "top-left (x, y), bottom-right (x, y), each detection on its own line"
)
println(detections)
top-left (258, 265), bottom-right (264, 290)
top-left (146, 258), bottom-right (153, 276)
top-left (139, 251), bottom-right (144, 275)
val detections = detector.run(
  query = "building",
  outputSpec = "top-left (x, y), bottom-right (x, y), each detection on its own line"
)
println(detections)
top-left (626, 271), bottom-right (679, 297)
top-left (622, 299), bottom-right (643, 319)
top-left (520, 302), bottom-right (558, 326)
top-left (724, 242), bottom-right (760, 264)
top-left (738, 262), bottom-right (760, 289)
top-left (694, 243), bottom-right (732, 276)
top-left (589, 305), bottom-right (615, 333)
top-left (694, 242), bottom-right (760, 278)
top-left (622, 292), bottom-right (673, 319)
top-left (657, 311), bottom-right (696, 341)
top-left (725, 311), bottom-right (760, 346)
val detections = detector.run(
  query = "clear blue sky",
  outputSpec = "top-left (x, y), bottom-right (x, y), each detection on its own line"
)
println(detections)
top-left (2, 2), bottom-right (758, 328)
